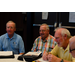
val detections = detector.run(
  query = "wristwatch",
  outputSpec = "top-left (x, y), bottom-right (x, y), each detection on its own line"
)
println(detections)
top-left (60, 59), bottom-right (63, 62)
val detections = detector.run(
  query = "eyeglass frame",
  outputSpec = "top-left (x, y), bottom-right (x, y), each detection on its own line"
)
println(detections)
top-left (70, 48), bottom-right (75, 52)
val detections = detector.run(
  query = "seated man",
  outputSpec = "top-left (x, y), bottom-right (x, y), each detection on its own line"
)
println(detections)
top-left (31, 23), bottom-right (57, 53)
top-left (43, 28), bottom-right (72, 62)
top-left (0, 21), bottom-right (25, 55)
top-left (69, 36), bottom-right (75, 62)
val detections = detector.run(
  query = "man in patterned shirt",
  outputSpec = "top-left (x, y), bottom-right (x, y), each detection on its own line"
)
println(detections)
top-left (31, 23), bottom-right (57, 53)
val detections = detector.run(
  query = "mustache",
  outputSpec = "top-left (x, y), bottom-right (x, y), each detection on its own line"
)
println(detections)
top-left (40, 33), bottom-right (44, 35)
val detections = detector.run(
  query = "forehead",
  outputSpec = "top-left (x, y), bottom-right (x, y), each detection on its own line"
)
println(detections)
top-left (40, 25), bottom-right (46, 30)
top-left (6, 22), bottom-right (15, 27)
top-left (54, 31), bottom-right (62, 37)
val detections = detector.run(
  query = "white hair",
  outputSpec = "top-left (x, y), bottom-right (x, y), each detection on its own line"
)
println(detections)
top-left (61, 29), bottom-right (71, 38)
top-left (55, 27), bottom-right (71, 38)
top-left (6, 21), bottom-right (16, 28)
top-left (41, 23), bottom-right (49, 30)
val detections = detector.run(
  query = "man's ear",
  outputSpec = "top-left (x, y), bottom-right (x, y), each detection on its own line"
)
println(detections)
top-left (64, 34), bottom-right (67, 39)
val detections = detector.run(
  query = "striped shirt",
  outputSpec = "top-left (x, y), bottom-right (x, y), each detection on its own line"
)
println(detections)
top-left (31, 34), bottom-right (57, 53)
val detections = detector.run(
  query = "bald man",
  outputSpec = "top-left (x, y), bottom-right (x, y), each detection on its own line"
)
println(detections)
top-left (43, 28), bottom-right (72, 62)
top-left (69, 36), bottom-right (75, 62)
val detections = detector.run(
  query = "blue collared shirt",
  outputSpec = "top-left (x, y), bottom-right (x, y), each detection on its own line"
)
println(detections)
top-left (0, 33), bottom-right (25, 54)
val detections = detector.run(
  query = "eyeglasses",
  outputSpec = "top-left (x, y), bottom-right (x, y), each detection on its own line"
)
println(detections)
top-left (39, 30), bottom-right (46, 32)
top-left (70, 48), bottom-right (75, 52)
top-left (6, 27), bottom-right (14, 29)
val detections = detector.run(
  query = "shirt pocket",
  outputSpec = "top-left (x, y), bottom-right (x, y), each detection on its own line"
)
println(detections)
top-left (11, 42), bottom-right (19, 50)
top-left (2, 42), bottom-right (8, 50)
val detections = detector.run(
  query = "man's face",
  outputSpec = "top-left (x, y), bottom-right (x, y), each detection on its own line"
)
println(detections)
top-left (6, 22), bottom-right (16, 36)
top-left (54, 31), bottom-right (65, 47)
top-left (39, 25), bottom-right (49, 40)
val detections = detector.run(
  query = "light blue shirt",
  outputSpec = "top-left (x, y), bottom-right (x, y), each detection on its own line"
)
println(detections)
top-left (0, 33), bottom-right (25, 54)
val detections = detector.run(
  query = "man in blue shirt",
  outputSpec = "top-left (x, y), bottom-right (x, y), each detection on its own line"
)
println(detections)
top-left (0, 21), bottom-right (25, 54)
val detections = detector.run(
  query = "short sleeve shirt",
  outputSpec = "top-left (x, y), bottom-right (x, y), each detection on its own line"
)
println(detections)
top-left (31, 34), bottom-right (57, 53)
top-left (51, 44), bottom-right (72, 61)
top-left (0, 33), bottom-right (25, 54)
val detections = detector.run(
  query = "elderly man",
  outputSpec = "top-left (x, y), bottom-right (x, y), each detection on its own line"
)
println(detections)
top-left (0, 21), bottom-right (25, 54)
top-left (31, 23), bottom-right (57, 53)
top-left (43, 28), bottom-right (72, 62)
top-left (69, 36), bottom-right (75, 62)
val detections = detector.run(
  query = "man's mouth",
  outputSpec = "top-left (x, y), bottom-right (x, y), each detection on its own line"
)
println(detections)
top-left (40, 34), bottom-right (44, 36)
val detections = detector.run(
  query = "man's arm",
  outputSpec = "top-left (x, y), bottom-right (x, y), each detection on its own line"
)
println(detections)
top-left (43, 45), bottom-right (58, 61)
top-left (47, 53), bottom-right (71, 62)
top-left (19, 37), bottom-right (25, 54)
top-left (31, 39), bottom-right (38, 52)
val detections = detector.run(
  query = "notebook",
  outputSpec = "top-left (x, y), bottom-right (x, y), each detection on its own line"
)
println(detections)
top-left (0, 51), bottom-right (14, 58)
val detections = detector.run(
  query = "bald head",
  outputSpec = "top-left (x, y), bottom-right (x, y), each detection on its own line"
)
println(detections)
top-left (69, 36), bottom-right (75, 49)
top-left (69, 36), bottom-right (75, 58)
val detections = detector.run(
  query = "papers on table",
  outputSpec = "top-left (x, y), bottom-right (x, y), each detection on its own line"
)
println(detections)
top-left (0, 51), bottom-right (13, 56)
top-left (35, 58), bottom-right (48, 62)
top-left (25, 51), bottom-right (42, 56)
top-left (0, 51), bottom-right (14, 58)
top-left (24, 51), bottom-right (48, 62)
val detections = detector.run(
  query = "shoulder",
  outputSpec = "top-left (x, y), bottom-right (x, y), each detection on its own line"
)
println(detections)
top-left (0, 33), bottom-right (6, 39)
top-left (15, 33), bottom-right (22, 39)
top-left (35, 36), bottom-right (41, 41)
top-left (14, 33), bottom-right (23, 41)
top-left (49, 34), bottom-right (55, 39)
top-left (51, 45), bottom-right (60, 53)
top-left (52, 45), bottom-right (60, 51)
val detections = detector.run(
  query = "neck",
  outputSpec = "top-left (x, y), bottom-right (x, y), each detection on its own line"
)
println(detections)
top-left (8, 34), bottom-right (14, 38)
top-left (9, 35), bottom-right (13, 38)
top-left (63, 39), bottom-right (69, 50)
top-left (42, 34), bottom-right (49, 41)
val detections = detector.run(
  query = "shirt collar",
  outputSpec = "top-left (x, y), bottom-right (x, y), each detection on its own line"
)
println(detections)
top-left (41, 34), bottom-right (50, 42)
top-left (6, 33), bottom-right (16, 39)
top-left (61, 44), bottom-right (69, 51)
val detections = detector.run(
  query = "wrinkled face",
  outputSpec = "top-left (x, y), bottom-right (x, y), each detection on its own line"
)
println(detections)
top-left (54, 31), bottom-right (65, 47)
top-left (39, 25), bottom-right (49, 40)
top-left (6, 22), bottom-right (16, 36)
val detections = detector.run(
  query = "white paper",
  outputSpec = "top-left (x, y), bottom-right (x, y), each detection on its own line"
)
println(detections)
top-left (24, 51), bottom-right (42, 56)
top-left (35, 57), bottom-right (48, 62)
top-left (0, 51), bottom-right (13, 56)
top-left (42, 12), bottom-right (48, 20)
top-left (69, 12), bottom-right (75, 23)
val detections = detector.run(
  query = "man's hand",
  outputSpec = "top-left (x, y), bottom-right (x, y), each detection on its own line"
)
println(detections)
top-left (19, 53), bottom-right (24, 55)
top-left (42, 52), bottom-right (48, 61)
top-left (48, 54), bottom-right (61, 62)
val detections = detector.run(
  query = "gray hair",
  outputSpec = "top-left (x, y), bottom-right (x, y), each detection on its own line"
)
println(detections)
top-left (55, 27), bottom-right (71, 38)
top-left (61, 29), bottom-right (71, 38)
top-left (6, 21), bottom-right (16, 28)
top-left (41, 23), bottom-right (49, 30)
